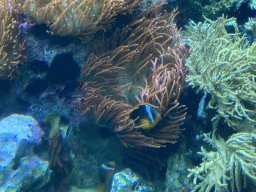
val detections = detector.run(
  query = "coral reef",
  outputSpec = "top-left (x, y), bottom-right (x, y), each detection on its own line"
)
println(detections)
top-left (184, 6), bottom-right (256, 192)
top-left (245, 17), bottom-right (256, 40)
top-left (185, 15), bottom-right (256, 130)
top-left (202, 0), bottom-right (243, 15)
top-left (250, 0), bottom-right (256, 9)
top-left (187, 132), bottom-right (256, 192)
top-left (4, 0), bottom-right (256, 191)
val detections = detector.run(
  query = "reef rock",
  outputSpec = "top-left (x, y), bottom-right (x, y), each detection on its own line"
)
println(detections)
top-left (110, 168), bottom-right (154, 192)
top-left (0, 114), bottom-right (51, 191)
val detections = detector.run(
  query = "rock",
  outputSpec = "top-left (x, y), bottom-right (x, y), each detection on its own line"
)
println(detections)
top-left (0, 156), bottom-right (50, 191)
top-left (0, 114), bottom-right (51, 191)
top-left (165, 154), bottom-right (194, 192)
top-left (0, 114), bottom-right (44, 169)
top-left (110, 168), bottom-right (154, 192)
top-left (0, 114), bottom-right (44, 144)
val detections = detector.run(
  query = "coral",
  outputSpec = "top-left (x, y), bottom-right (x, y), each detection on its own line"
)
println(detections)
top-left (46, 130), bottom-right (71, 192)
top-left (248, 0), bottom-right (256, 10)
top-left (245, 17), bottom-right (256, 40)
top-left (187, 132), bottom-right (256, 192)
top-left (0, 0), bottom-right (26, 79)
top-left (166, 154), bottom-right (191, 191)
top-left (45, 113), bottom-right (70, 139)
top-left (202, 0), bottom-right (243, 15)
top-left (226, 132), bottom-right (256, 191)
top-left (44, 113), bottom-right (71, 192)
top-left (22, 0), bottom-right (140, 36)
top-left (75, 3), bottom-right (187, 148)
top-left (187, 133), bottom-right (230, 192)
top-left (185, 15), bottom-right (256, 130)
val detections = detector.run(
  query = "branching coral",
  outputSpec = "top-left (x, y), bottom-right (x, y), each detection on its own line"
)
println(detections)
top-left (75, 3), bottom-right (187, 148)
top-left (22, 0), bottom-right (140, 36)
top-left (187, 132), bottom-right (256, 192)
top-left (250, 0), bottom-right (256, 9)
top-left (187, 133), bottom-right (230, 192)
top-left (201, 0), bottom-right (243, 15)
top-left (0, 0), bottom-right (26, 79)
top-left (185, 15), bottom-right (256, 130)
top-left (227, 132), bottom-right (256, 191)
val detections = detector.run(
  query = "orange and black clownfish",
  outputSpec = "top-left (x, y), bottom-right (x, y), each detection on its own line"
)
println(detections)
top-left (130, 104), bottom-right (162, 130)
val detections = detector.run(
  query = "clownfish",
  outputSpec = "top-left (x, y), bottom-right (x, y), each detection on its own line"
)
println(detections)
top-left (130, 104), bottom-right (162, 129)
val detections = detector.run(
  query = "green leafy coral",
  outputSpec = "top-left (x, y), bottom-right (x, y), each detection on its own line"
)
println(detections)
top-left (185, 15), bottom-right (256, 129)
top-left (187, 132), bottom-right (256, 192)
top-left (201, 0), bottom-right (243, 14)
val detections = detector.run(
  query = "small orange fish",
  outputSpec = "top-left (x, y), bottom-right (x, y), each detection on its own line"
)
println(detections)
top-left (130, 104), bottom-right (161, 129)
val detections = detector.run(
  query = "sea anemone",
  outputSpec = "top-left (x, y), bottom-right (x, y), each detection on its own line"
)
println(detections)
top-left (75, 3), bottom-right (187, 148)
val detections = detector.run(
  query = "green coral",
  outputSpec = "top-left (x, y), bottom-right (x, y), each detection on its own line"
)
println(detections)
top-left (201, 0), bottom-right (243, 15)
top-left (185, 15), bottom-right (256, 129)
top-left (188, 132), bottom-right (256, 192)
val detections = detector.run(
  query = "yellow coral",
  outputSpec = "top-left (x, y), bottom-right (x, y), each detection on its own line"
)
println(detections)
top-left (188, 132), bottom-right (256, 192)
top-left (185, 15), bottom-right (256, 129)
